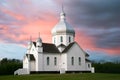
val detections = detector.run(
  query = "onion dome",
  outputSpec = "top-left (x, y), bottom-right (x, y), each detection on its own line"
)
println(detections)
top-left (52, 7), bottom-right (75, 36)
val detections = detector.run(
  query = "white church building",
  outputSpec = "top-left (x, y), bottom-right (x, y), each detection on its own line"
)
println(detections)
top-left (14, 9), bottom-right (94, 75)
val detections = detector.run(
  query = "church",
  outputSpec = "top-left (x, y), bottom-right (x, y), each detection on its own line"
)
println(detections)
top-left (14, 8), bottom-right (94, 75)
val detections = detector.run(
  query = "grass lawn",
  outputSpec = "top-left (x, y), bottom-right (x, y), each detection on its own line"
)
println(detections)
top-left (0, 73), bottom-right (120, 80)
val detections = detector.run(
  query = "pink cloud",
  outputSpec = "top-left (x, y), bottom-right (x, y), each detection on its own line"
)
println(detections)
top-left (0, 0), bottom-right (119, 57)
top-left (75, 30), bottom-right (120, 55)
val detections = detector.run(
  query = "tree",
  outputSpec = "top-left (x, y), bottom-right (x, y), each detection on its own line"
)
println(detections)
top-left (0, 58), bottom-right (22, 75)
top-left (92, 61), bottom-right (120, 73)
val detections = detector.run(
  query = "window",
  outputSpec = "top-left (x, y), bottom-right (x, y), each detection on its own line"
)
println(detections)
top-left (71, 57), bottom-right (74, 65)
top-left (60, 36), bottom-right (63, 42)
top-left (78, 57), bottom-right (81, 65)
top-left (69, 37), bottom-right (71, 42)
top-left (54, 57), bottom-right (57, 66)
top-left (47, 57), bottom-right (50, 65)
top-left (88, 64), bottom-right (90, 68)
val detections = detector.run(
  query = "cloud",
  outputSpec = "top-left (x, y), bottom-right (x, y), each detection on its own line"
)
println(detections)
top-left (63, 0), bottom-right (120, 28)
top-left (0, 0), bottom-right (57, 44)
top-left (80, 28), bottom-right (120, 49)
top-left (94, 29), bottom-right (120, 48)
top-left (54, 0), bottom-right (120, 54)
top-left (0, 0), bottom-right (120, 60)
top-left (0, 1), bottom-right (60, 60)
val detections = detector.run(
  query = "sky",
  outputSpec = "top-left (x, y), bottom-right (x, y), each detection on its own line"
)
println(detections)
top-left (0, 0), bottom-right (120, 62)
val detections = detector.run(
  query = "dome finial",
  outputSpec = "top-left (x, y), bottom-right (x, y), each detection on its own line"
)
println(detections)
top-left (60, 4), bottom-right (66, 21)
top-left (62, 4), bottom-right (64, 13)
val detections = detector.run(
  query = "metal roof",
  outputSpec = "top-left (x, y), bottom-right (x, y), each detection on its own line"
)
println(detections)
top-left (51, 10), bottom-right (75, 36)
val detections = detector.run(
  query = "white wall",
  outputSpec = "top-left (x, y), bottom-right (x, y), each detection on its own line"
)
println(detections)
top-left (37, 53), bottom-right (44, 71)
top-left (66, 43), bottom-right (86, 71)
top-left (43, 53), bottom-right (61, 71)
top-left (23, 56), bottom-right (29, 69)
top-left (85, 62), bottom-right (92, 71)
top-left (30, 44), bottom-right (44, 71)
top-left (60, 53), bottom-right (67, 70)
top-left (30, 61), bottom-right (36, 71)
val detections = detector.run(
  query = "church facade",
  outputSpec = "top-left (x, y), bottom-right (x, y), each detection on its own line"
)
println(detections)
top-left (14, 9), bottom-right (94, 75)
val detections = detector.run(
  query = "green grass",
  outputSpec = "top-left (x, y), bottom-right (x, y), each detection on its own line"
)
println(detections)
top-left (0, 73), bottom-right (120, 80)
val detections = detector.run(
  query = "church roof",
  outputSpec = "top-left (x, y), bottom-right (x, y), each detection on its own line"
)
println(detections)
top-left (57, 44), bottom-right (66, 48)
top-left (33, 42), bottom-right (60, 53)
top-left (43, 43), bottom-right (60, 53)
top-left (52, 20), bottom-right (75, 35)
top-left (33, 42), bottom-right (89, 56)
top-left (85, 52), bottom-right (89, 57)
top-left (85, 59), bottom-right (91, 62)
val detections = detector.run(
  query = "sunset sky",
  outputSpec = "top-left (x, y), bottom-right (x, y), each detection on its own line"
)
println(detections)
top-left (0, 0), bottom-right (120, 61)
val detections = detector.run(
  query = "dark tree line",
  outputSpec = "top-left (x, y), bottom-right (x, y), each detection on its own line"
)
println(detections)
top-left (92, 61), bottom-right (120, 73)
top-left (0, 58), bottom-right (22, 75)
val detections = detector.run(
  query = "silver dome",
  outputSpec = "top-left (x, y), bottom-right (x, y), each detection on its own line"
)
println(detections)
top-left (52, 20), bottom-right (75, 36)
top-left (52, 10), bottom-right (75, 36)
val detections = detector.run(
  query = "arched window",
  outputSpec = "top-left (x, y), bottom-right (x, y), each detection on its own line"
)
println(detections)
top-left (71, 57), bottom-right (74, 65)
top-left (54, 57), bottom-right (57, 66)
top-left (69, 36), bottom-right (71, 42)
top-left (78, 57), bottom-right (81, 65)
top-left (60, 36), bottom-right (63, 42)
top-left (47, 57), bottom-right (50, 65)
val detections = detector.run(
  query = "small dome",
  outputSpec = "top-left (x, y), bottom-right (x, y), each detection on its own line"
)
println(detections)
top-left (36, 37), bottom-right (42, 42)
top-left (28, 41), bottom-right (32, 45)
top-left (27, 41), bottom-right (32, 49)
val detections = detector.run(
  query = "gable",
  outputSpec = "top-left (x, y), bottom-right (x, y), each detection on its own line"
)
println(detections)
top-left (63, 42), bottom-right (89, 57)
top-left (62, 42), bottom-right (75, 53)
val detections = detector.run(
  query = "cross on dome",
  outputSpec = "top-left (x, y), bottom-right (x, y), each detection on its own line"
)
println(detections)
top-left (60, 5), bottom-right (66, 21)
